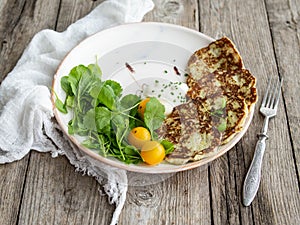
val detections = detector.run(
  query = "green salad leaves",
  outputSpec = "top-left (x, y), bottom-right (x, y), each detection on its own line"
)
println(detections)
top-left (55, 63), bottom-right (174, 164)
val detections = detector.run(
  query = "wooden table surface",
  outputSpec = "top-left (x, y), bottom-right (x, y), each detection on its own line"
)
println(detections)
top-left (1, 0), bottom-right (299, 224)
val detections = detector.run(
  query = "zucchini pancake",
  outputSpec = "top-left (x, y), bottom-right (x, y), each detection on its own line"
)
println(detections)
top-left (157, 37), bottom-right (257, 165)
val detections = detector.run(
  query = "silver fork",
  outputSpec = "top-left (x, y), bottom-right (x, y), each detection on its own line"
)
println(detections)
top-left (242, 78), bottom-right (283, 206)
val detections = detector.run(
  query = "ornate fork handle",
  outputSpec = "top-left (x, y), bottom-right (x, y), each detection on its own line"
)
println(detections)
top-left (243, 78), bottom-right (282, 206)
top-left (242, 125), bottom-right (269, 206)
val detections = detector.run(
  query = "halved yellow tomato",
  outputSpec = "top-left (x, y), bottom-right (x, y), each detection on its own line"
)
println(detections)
top-left (140, 141), bottom-right (165, 165)
top-left (127, 127), bottom-right (151, 149)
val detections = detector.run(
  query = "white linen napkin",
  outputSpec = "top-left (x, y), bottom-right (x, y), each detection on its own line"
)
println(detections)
top-left (0, 0), bottom-right (154, 224)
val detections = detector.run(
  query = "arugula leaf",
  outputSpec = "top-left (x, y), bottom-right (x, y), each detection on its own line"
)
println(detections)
top-left (111, 113), bottom-right (129, 144)
top-left (124, 145), bottom-right (140, 156)
top-left (53, 90), bottom-right (67, 113)
top-left (66, 95), bottom-right (74, 107)
top-left (98, 84), bottom-right (117, 110)
top-left (82, 133), bottom-right (108, 156)
top-left (83, 109), bottom-right (97, 131)
top-left (120, 94), bottom-right (142, 129)
top-left (95, 107), bottom-right (111, 130)
top-left (68, 65), bottom-right (88, 95)
top-left (143, 97), bottom-right (165, 137)
top-left (120, 94), bottom-right (140, 109)
top-left (90, 81), bottom-right (103, 99)
top-left (82, 137), bottom-right (100, 150)
top-left (68, 119), bottom-right (74, 134)
top-left (88, 63), bottom-right (102, 78)
top-left (55, 98), bottom-right (67, 114)
top-left (104, 80), bottom-right (123, 97)
top-left (160, 139), bottom-right (174, 155)
top-left (69, 114), bottom-right (89, 136)
top-left (60, 76), bottom-right (73, 96)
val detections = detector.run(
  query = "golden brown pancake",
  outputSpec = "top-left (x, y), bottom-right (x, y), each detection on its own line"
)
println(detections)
top-left (213, 69), bottom-right (257, 109)
top-left (188, 37), bottom-right (244, 79)
top-left (157, 100), bottom-right (222, 164)
top-left (186, 68), bottom-right (257, 143)
top-left (158, 37), bottom-right (257, 164)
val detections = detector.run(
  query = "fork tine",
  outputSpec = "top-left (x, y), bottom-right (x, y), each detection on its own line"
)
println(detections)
top-left (268, 79), bottom-right (279, 108)
top-left (272, 78), bottom-right (283, 109)
top-left (261, 79), bottom-right (271, 107)
top-left (266, 79), bottom-right (276, 108)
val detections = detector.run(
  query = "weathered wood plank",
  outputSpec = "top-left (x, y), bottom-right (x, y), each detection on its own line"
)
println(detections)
top-left (264, 0), bottom-right (300, 224)
top-left (14, 0), bottom-right (115, 224)
top-left (200, 0), bottom-right (300, 225)
top-left (0, 0), bottom-right (60, 224)
top-left (55, 0), bottom-right (102, 32)
top-left (1, 0), bottom-right (299, 225)
top-left (265, 0), bottom-right (300, 187)
top-left (0, 156), bottom-right (29, 225)
top-left (18, 153), bottom-right (115, 225)
top-left (0, 0), bottom-right (61, 80)
top-left (143, 0), bottom-right (199, 30)
top-left (121, 166), bottom-right (211, 225)
top-left (119, 1), bottom-right (211, 224)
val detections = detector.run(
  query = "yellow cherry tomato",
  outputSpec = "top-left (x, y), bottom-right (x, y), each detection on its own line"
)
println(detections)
top-left (140, 141), bottom-right (166, 165)
top-left (137, 98), bottom-right (150, 119)
top-left (127, 127), bottom-right (151, 149)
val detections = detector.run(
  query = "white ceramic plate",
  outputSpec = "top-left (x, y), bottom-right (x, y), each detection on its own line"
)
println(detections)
top-left (51, 22), bottom-right (254, 173)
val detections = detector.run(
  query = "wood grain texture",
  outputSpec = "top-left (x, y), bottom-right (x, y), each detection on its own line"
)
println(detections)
top-left (0, 0), bottom-right (61, 80)
top-left (264, 0), bottom-right (300, 224)
top-left (265, 0), bottom-right (300, 187)
top-left (18, 153), bottom-right (114, 225)
top-left (120, 166), bottom-right (211, 225)
top-left (143, 0), bottom-right (199, 30)
top-left (0, 0), bottom-right (300, 225)
top-left (55, 0), bottom-right (105, 32)
top-left (12, 0), bottom-right (115, 225)
top-left (199, 0), bottom-right (300, 224)
top-left (0, 0), bottom-right (60, 224)
top-left (0, 156), bottom-right (30, 225)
